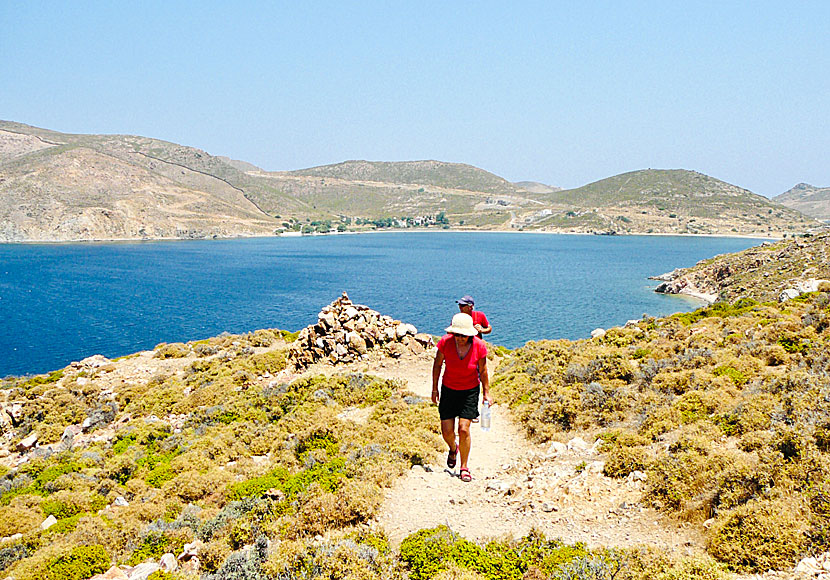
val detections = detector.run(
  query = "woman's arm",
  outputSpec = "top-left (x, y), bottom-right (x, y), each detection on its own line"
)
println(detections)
top-left (478, 357), bottom-right (492, 404)
top-left (431, 350), bottom-right (444, 404)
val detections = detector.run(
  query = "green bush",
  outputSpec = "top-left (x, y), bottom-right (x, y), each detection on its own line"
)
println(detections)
top-left (45, 545), bottom-right (109, 580)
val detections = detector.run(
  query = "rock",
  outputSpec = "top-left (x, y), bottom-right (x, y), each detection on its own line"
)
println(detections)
top-left (159, 553), bottom-right (178, 572)
top-left (590, 328), bottom-right (606, 339)
top-left (40, 515), bottom-right (57, 530)
top-left (386, 342), bottom-right (407, 358)
top-left (78, 354), bottom-right (112, 368)
top-left (344, 306), bottom-right (359, 320)
top-left (384, 327), bottom-right (398, 342)
top-left (178, 540), bottom-right (202, 561)
top-left (566, 437), bottom-right (590, 452)
top-left (796, 556), bottom-right (821, 575)
top-left (585, 461), bottom-right (605, 474)
top-left (129, 562), bottom-right (160, 580)
top-left (16, 432), bottom-right (38, 452)
top-left (62, 424), bottom-right (83, 440)
top-left (414, 333), bottom-right (434, 346)
top-left (627, 470), bottom-right (648, 483)
top-left (91, 566), bottom-right (130, 580)
top-left (541, 502), bottom-right (557, 513)
top-left (703, 518), bottom-right (715, 529)
top-left (113, 496), bottom-right (129, 507)
top-left (408, 339), bottom-right (425, 355)
top-left (180, 557), bottom-right (200, 575)
top-left (547, 441), bottom-right (567, 456)
top-left (486, 480), bottom-right (512, 493)
top-left (348, 332), bottom-right (368, 354)
top-left (779, 288), bottom-right (801, 302)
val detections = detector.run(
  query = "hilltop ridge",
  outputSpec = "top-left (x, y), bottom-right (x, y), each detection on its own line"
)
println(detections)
top-left (0, 121), bottom-right (820, 241)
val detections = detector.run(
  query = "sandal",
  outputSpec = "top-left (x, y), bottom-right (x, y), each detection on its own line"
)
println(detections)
top-left (447, 447), bottom-right (458, 469)
top-left (459, 468), bottom-right (471, 482)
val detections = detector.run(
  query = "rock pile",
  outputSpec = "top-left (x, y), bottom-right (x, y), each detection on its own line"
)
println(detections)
top-left (288, 292), bottom-right (434, 368)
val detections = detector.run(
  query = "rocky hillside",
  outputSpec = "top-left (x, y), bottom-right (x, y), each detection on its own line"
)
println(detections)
top-left (652, 231), bottom-right (830, 303)
top-left (533, 169), bottom-right (816, 236)
top-left (0, 122), bottom-right (285, 242)
top-left (5, 286), bottom-right (830, 577)
top-left (774, 183), bottom-right (830, 222)
top-left (0, 121), bottom-right (820, 241)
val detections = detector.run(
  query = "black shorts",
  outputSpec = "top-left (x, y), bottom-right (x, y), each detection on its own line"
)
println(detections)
top-left (438, 385), bottom-right (480, 421)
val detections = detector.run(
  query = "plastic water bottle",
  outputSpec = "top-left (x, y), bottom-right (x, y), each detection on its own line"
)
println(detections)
top-left (480, 401), bottom-right (491, 431)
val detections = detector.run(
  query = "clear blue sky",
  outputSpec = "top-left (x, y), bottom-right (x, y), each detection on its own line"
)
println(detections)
top-left (2, 1), bottom-right (828, 197)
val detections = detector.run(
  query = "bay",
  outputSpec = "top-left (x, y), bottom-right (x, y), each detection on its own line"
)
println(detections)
top-left (0, 232), bottom-right (761, 376)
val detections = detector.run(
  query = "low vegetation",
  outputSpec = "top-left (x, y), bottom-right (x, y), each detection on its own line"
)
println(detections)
top-left (493, 290), bottom-right (830, 572)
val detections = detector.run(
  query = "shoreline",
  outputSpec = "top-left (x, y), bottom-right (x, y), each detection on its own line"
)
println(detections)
top-left (0, 227), bottom-right (789, 245)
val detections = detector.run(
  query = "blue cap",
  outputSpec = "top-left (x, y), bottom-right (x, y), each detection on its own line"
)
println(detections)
top-left (456, 295), bottom-right (475, 306)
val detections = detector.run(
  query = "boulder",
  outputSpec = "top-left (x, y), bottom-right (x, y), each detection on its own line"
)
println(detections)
top-left (779, 288), bottom-right (800, 302)
top-left (16, 432), bottom-right (38, 453)
top-left (159, 553), bottom-right (178, 572)
top-left (566, 437), bottom-right (590, 453)
top-left (547, 441), bottom-right (568, 456)
top-left (129, 562), bottom-right (160, 580)
top-left (590, 328), bottom-right (606, 339)
top-left (91, 566), bottom-right (130, 580)
top-left (40, 515), bottom-right (57, 530)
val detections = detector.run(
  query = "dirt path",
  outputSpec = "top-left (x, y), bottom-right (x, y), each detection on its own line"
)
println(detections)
top-left (361, 353), bottom-right (703, 558)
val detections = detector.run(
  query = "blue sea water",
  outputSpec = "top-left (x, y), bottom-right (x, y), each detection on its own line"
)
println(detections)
top-left (0, 232), bottom-right (761, 376)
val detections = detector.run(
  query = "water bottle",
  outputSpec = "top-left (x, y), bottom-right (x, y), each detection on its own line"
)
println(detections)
top-left (480, 401), bottom-right (491, 431)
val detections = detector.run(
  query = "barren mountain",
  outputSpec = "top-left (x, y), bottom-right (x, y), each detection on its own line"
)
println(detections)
top-left (0, 121), bottom-right (820, 241)
top-left (774, 183), bottom-right (830, 221)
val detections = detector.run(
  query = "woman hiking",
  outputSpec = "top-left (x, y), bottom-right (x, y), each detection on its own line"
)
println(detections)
top-left (431, 312), bottom-right (492, 482)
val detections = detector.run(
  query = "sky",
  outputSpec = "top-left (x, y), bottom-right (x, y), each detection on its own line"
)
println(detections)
top-left (2, 1), bottom-right (828, 197)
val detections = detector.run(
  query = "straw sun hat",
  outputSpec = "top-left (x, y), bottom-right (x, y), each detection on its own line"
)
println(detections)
top-left (445, 313), bottom-right (477, 336)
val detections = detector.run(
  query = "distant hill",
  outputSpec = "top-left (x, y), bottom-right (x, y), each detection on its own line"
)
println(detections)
top-left (531, 169), bottom-right (817, 236)
top-left (288, 159), bottom-right (520, 195)
top-left (0, 121), bottom-right (820, 241)
top-left (513, 181), bottom-right (561, 194)
top-left (774, 183), bottom-right (830, 221)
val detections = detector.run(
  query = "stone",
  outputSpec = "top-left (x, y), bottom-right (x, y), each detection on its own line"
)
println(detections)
top-left (566, 437), bottom-right (590, 452)
top-left (796, 557), bottom-right (821, 575)
top-left (344, 306), bottom-right (359, 320)
top-left (178, 540), bottom-right (202, 560)
top-left (585, 461), bottom-right (605, 474)
top-left (40, 515), bottom-right (57, 530)
top-left (384, 327), bottom-right (398, 342)
top-left (129, 562), bottom-right (160, 580)
top-left (590, 328), bottom-right (606, 339)
top-left (62, 424), bottom-right (83, 440)
top-left (16, 432), bottom-right (38, 452)
top-left (414, 333), bottom-right (434, 346)
top-left (348, 333), bottom-right (368, 354)
top-left (113, 496), bottom-right (129, 507)
top-left (79, 354), bottom-right (112, 368)
top-left (386, 342), bottom-right (407, 358)
top-left (547, 441), bottom-right (567, 455)
top-left (92, 566), bottom-right (130, 580)
top-left (779, 288), bottom-right (800, 302)
top-left (180, 557), bottom-right (200, 575)
top-left (159, 553), bottom-right (178, 572)
top-left (408, 339), bottom-right (425, 355)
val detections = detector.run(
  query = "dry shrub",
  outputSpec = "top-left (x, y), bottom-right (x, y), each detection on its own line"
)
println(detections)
top-left (433, 561), bottom-right (487, 580)
top-left (603, 446), bottom-right (649, 478)
top-left (0, 504), bottom-right (42, 536)
top-left (294, 480), bottom-right (381, 537)
top-left (707, 496), bottom-right (809, 572)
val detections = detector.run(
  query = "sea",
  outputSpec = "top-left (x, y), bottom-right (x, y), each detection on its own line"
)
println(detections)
top-left (0, 232), bottom-right (762, 377)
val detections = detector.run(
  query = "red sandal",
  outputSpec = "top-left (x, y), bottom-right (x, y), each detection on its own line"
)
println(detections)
top-left (459, 468), bottom-right (471, 482)
top-left (447, 447), bottom-right (458, 469)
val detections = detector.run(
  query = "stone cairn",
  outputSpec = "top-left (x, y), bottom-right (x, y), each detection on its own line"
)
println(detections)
top-left (288, 292), bottom-right (434, 369)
